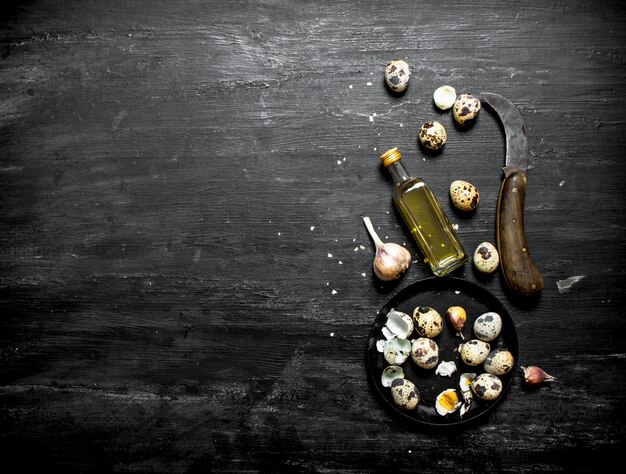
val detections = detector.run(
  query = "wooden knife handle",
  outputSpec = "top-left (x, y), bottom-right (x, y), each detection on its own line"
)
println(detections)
top-left (497, 167), bottom-right (544, 296)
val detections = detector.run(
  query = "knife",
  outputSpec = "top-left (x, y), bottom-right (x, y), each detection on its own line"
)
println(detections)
top-left (481, 92), bottom-right (544, 296)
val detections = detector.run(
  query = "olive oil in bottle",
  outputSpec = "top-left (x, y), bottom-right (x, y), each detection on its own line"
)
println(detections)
top-left (380, 147), bottom-right (468, 276)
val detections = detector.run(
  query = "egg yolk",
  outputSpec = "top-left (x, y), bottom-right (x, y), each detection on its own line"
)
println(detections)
top-left (439, 391), bottom-right (459, 411)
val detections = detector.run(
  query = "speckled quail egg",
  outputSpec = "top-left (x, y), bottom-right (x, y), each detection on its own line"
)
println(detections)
top-left (384, 59), bottom-right (411, 93)
top-left (384, 337), bottom-right (411, 365)
top-left (390, 378), bottom-right (420, 410)
top-left (473, 242), bottom-right (499, 274)
top-left (411, 337), bottom-right (439, 369)
top-left (418, 121), bottom-right (447, 151)
top-left (435, 389), bottom-right (461, 416)
top-left (433, 85), bottom-right (457, 110)
top-left (381, 365), bottom-right (404, 388)
top-left (471, 373), bottom-right (503, 401)
top-left (473, 312), bottom-right (502, 342)
top-left (453, 93), bottom-right (481, 126)
top-left (484, 349), bottom-right (515, 376)
top-left (412, 306), bottom-right (443, 338)
top-left (458, 339), bottom-right (491, 366)
top-left (449, 180), bottom-right (480, 212)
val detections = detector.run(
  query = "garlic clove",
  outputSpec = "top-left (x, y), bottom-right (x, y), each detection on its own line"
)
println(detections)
top-left (446, 306), bottom-right (467, 339)
top-left (521, 366), bottom-right (557, 385)
top-left (363, 216), bottom-right (411, 281)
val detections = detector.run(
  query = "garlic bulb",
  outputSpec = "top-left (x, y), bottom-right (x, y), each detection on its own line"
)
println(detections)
top-left (521, 366), bottom-right (557, 385)
top-left (363, 216), bottom-right (411, 281)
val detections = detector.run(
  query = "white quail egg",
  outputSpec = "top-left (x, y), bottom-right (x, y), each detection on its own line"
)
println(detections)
top-left (458, 339), bottom-right (490, 366)
top-left (411, 337), bottom-right (439, 369)
top-left (381, 365), bottom-right (404, 388)
top-left (453, 93), bottom-right (481, 126)
top-left (385, 308), bottom-right (414, 339)
top-left (473, 242), bottom-right (499, 274)
top-left (390, 378), bottom-right (420, 410)
top-left (433, 85), bottom-right (457, 110)
top-left (471, 373), bottom-right (503, 401)
top-left (450, 180), bottom-right (480, 212)
top-left (473, 312), bottom-right (502, 342)
top-left (412, 306), bottom-right (443, 338)
top-left (384, 337), bottom-right (411, 365)
top-left (418, 121), bottom-right (447, 151)
top-left (435, 388), bottom-right (461, 416)
top-left (384, 59), bottom-right (411, 93)
top-left (484, 349), bottom-right (515, 376)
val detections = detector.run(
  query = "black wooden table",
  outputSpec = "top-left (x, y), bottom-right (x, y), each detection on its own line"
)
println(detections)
top-left (1, 1), bottom-right (625, 472)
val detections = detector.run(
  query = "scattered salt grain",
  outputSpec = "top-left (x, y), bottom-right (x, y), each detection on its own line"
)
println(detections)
top-left (331, 289), bottom-right (338, 295)
top-left (328, 253), bottom-right (333, 258)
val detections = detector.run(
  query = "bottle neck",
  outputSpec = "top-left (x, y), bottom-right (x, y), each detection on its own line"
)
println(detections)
top-left (387, 160), bottom-right (410, 186)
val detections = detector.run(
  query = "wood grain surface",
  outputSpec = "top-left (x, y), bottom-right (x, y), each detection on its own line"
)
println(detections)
top-left (1, 0), bottom-right (625, 472)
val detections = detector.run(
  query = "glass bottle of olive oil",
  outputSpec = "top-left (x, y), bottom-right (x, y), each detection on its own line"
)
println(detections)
top-left (380, 147), bottom-right (468, 276)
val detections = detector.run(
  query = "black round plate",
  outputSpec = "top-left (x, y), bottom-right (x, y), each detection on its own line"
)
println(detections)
top-left (367, 277), bottom-right (518, 429)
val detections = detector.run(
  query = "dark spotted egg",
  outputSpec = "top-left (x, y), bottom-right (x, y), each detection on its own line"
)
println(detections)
top-left (384, 59), bottom-right (411, 93)
top-left (471, 373), bottom-right (503, 401)
top-left (453, 93), bottom-right (481, 126)
top-left (449, 180), bottom-right (480, 212)
top-left (411, 337), bottom-right (439, 369)
top-left (391, 378), bottom-right (420, 410)
top-left (473, 312), bottom-right (502, 342)
top-left (418, 121), bottom-right (447, 151)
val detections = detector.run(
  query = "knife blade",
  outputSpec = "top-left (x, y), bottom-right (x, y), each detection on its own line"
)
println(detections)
top-left (481, 92), bottom-right (543, 296)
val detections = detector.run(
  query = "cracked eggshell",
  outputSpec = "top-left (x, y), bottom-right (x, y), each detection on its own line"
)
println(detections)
top-left (418, 121), bottom-right (447, 151)
top-left (484, 349), bottom-right (515, 376)
top-left (435, 360), bottom-right (457, 377)
top-left (411, 337), bottom-right (439, 369)
top-left (459, 339), bottom-right (491, 366)
top-left (381, 365), bottom-right (404, 387)
top-left (453, 93), bottom-right (481, 126)
top-left (473, 242), bottom-right (499, 274)
top-left (473, 312), bottom-right (502, 342)
top-left (384, 59), bottom-right (411, 93)
top-left (385, 309), bottom-right (414, 339)
top-left (391, 378), bottom-right (420, 410)
top-left (471, 373), bottom-right (503, 401)
top-left (384, 337), bottom-right (411, 365)
top-left (412, 306), bottom-right (443, 338)
top-left (450, 180), bottom-right (480, 212)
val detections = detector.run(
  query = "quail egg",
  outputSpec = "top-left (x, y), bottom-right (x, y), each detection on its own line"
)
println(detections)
top-left (484, 349), bottom-right (515, 376)
top-left (458, 339), bottom-right (491, 366)
top-left (473, 312), bottom-right (502, 342)
top-left (433, 85), bottom-right (457, 110)
top-left (473, 242), bottom-right (499, 274)
top-left (411, 337), bottom-right (439, 369)
top-left (412, 306), bottom-right (443, 338)
top-left (384, 337), bottom-right (411, 365)
top-left (435, 389), bottom-right (461, 416)
top-left (453, 93), bottom-right (481, 126)
top-left (381, 365), bottom-right (404, 388)
top-left (391, 378), bottom-right (420, 410)
top-left (471, 373), bottom-right (503, 401)
top-left (384, 59), bottom-right (411, 93)
top-left (418, 121), bottom-right (447, 151)
top-left (450, 180), bottom-right (480, 212)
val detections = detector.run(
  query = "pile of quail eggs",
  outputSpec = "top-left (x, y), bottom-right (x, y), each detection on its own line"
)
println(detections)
top-left (377, 304), bottom-right (514, 418)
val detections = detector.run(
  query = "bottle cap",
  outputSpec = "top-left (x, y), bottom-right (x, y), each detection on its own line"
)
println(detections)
top-left (380, 147), bottom-right (402, 167)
